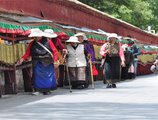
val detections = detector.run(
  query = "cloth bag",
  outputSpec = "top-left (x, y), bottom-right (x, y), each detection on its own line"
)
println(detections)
top-left (92, 65), bottom-right (98, 76)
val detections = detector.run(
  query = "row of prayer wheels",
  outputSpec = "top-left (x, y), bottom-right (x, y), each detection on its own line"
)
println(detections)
top-left (0, 43), bottom-right (27, 65)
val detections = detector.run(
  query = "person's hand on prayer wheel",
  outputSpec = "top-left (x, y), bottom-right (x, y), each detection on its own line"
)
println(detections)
top-left (62, 49), bottom-right (68, 55)
top-left (17, 58), bottom-right (24, 65)
top-left (87, 54), bottom-right (92, 63)
top-left (54, 60), bottom-right (60, 69)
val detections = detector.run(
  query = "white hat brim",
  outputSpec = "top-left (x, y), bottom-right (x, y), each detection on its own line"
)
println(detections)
top-left (107, 33), bottom-right (119, 40)
top-left (66, 40), bottom-right (80, 43)
top-left (28, 34), bottom-right (43, 37)
top-left (43, 33), bottom-right (57, 38)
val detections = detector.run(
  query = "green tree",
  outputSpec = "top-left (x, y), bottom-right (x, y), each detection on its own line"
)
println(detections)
top-left (146, 0), bottom-right (158, 32)
top-left (79, 0), bottom-right (154, 30)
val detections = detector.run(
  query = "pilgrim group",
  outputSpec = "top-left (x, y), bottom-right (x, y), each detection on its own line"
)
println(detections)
top-left (18, 28), bottom-right (141, 95)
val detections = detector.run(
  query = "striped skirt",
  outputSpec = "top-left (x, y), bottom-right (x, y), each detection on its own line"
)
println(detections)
top-left (68, 67), bottom-right (87, 88)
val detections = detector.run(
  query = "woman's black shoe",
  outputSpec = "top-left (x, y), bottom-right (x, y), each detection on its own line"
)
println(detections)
top-left (112, 84), bottom-right (116, 88)
top-left (106, 84), bottom-right (112, 88)
top-left (77, 85), bottom-right (85, 89)
top-left (43, 92), bottom-right (50, 95)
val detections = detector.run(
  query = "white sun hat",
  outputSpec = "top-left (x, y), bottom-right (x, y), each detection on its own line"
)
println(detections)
top-left (107, 33), bottom-right (119, 40)
top-left (74, 32), bottom-right (88, 40)
top-left (66, 36), bottom-right (80, 43)
top-left (43, 29), bottom-right (57, 38)
top-left (28, 28), bottom-right (43, 37)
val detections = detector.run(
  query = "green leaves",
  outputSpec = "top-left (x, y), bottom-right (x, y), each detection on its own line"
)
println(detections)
top-left (79, 0), bottom-right (157, 32)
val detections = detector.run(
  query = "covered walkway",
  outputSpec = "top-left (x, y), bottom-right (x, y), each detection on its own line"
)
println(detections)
top-left (0, 74), bottom-right (158, 120)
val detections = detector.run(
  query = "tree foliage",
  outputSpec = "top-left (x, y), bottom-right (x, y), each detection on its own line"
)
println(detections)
top-left (78, 0), bottom-right (157, 32)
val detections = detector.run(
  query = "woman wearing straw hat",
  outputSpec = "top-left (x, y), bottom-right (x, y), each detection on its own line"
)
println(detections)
top-left (65, 36), bottom-right (88, 89)
top-left (43, 29), bottom-right (68, 87)
top-left (18, 28), bottom-right (58, 95)
top-left (100, 33), bottom-right (125, 88)
top-left (75, 32), bottom-right (96, 87)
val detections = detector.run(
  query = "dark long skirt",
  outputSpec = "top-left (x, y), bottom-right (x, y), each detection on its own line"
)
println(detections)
top-left (33, 61), bottom-right (57, 92)
top-left (104, 56), bottom-right (121, 81)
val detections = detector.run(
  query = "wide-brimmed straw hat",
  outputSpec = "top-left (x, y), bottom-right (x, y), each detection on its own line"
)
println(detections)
top-left (28, 28), bottom-right (43, 37)
top-left (66, 36), bottom-right (80, 43)
top-left (74, 32), bottom-right (88, 40)
top-left (107, 33), bottom-right (119, 41)
top-left (43, 29), bottom-right (57, 38)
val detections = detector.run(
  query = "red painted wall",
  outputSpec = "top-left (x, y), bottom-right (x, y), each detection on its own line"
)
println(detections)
top-left (0, 0), bottom-right (158, 45)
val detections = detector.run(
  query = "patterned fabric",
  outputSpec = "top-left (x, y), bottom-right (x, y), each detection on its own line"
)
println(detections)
top-left (108, 43), bottom-right (119, 57)
top-left (68, 67), bottom-right (86, 82)
top-left (100, 42), bottom-right (125, 62)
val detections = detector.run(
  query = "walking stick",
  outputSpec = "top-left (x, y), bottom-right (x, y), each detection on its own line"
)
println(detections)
top-left (88, 55), bottom-right (95, 89)
top-left (63, 54), bottom-right (72, 93)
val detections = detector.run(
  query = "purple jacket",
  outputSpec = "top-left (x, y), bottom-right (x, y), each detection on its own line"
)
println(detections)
top-left (84, 41), bottom-right (95, 62)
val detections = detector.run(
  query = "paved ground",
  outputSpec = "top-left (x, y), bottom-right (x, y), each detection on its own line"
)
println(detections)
top-left (0, 74), bottom-right (158, 120)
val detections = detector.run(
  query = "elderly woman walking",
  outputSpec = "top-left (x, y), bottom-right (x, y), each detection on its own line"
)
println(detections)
top-left (74, 32), bottom-right (96, 86)
top-left (65, 36), bottom-right (88, 89)
top-left (100, 33), bottom-right (125, 88)
top-left (18, 28), bottom-right (58, 95)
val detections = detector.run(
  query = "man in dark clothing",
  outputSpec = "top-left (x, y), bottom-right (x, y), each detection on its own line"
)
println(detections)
top-left (129, 44), bottom-right (141, 78)
top-left (121, 47), bottom-right (134, 80)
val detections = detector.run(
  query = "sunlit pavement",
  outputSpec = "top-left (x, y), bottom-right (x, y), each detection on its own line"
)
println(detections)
top-left (0, 74), bottom-right (158, 120)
